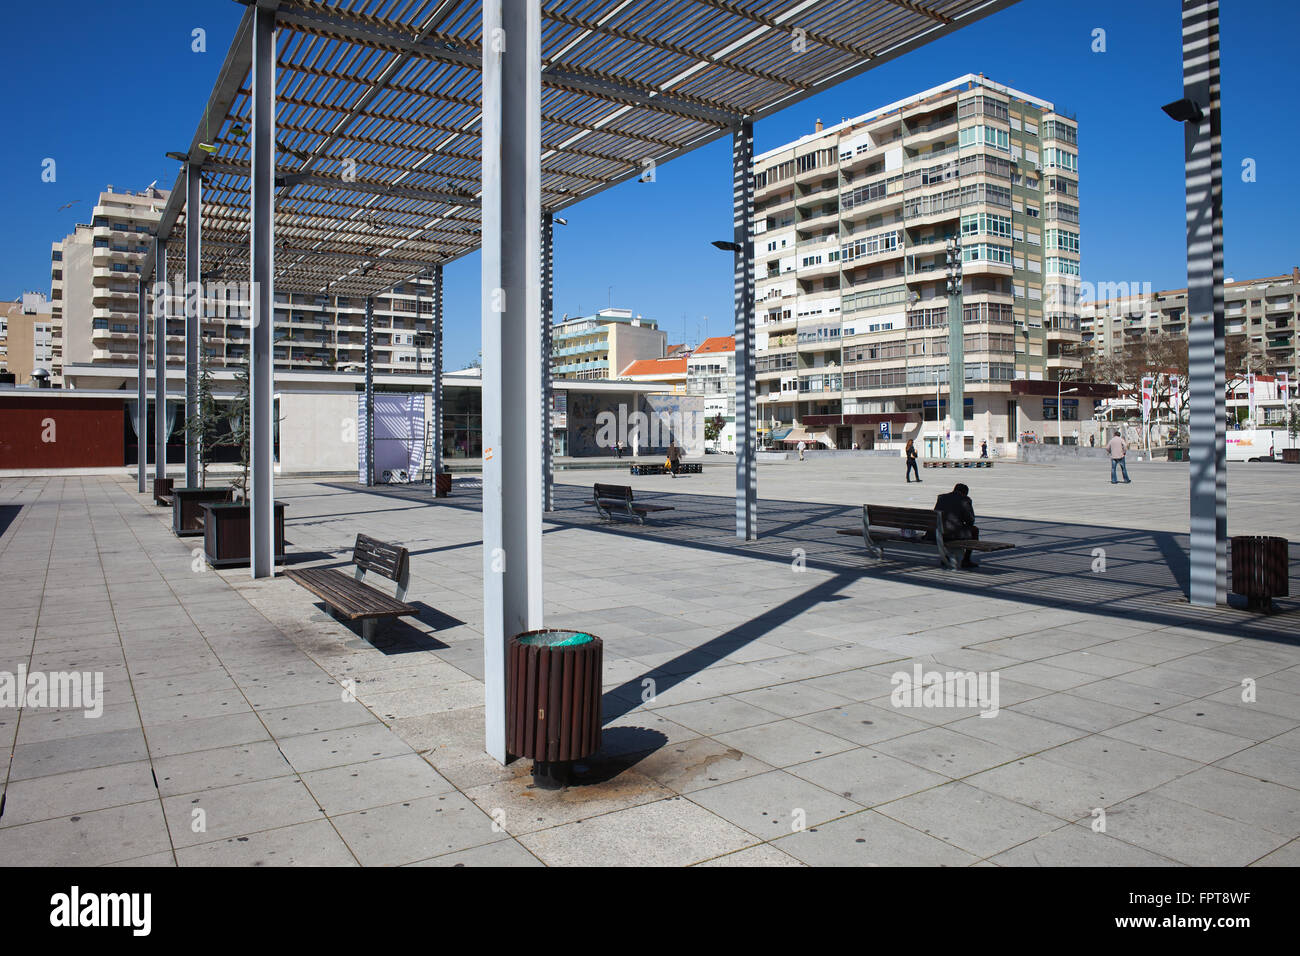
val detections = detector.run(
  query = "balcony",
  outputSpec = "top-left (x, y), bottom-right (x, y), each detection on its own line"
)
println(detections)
top-left (1044, 315), bottom-right (1081, 339)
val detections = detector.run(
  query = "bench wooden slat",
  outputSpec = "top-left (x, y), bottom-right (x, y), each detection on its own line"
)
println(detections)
top-left (837, 503), bottom-right (1015, 569)
top-left (353, 533), bottom-right (408, 582)
top-left (286, 567), bottom-right (417, 621)
top-left (591, 483), bottom-right (675, 525)
top-left (947, 539), bottom-right (1015, 552)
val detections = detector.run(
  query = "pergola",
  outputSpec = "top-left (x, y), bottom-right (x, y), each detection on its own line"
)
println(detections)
top-left (135, 0), bottom-right (1229, 763)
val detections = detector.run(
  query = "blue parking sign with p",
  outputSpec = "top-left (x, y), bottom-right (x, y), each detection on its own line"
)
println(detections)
top-left (880, 421), bottom-right (891, 440)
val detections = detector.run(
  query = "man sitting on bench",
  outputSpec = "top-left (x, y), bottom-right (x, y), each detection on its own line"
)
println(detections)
top-left (933, 482), bottom-right (979, 569)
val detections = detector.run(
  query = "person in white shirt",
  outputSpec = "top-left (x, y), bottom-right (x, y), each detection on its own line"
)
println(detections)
top-left (797, 440), bottom-right (806, 461)
top-left (1106, 431), bottom-right (1132, 484)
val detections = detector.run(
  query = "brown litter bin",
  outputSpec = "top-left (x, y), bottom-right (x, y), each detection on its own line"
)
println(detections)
top-left (507, 629), bottom-right (603, 789)
top-left (1231, 536), bottom-right (1289, 611)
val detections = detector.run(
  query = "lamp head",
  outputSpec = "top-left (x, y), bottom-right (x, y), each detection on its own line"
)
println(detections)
top-left (1161, 98), bottom-right (1204, 124)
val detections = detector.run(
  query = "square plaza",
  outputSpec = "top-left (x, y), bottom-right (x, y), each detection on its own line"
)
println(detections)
top-left (1, 456), bottom-right (1295, 866)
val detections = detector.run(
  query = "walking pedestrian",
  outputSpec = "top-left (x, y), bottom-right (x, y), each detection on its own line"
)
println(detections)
top-left (797, 440), bottom-right (806, 461)
top-left (614, 440), bottom-right (623, 459)
top-left (980, 440), bottom-right (988, 459)
top-left (667, 440), bottom-right (682, 478)
top-left (905, 439), bottom-right (921, 483)
top-left (1106, 430), bottom-right (1132, 484)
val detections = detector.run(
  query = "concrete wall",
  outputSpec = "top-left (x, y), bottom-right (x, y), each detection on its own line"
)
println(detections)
top-left (1018, 444), bottom-right (1114, 463)
top-left (607, 322), bottom-right (667, 376)
top-left (277, 390), bottom-right (358, 473)
top-left (61, 235), bottom-right (94, 367)
top-left (0, 396), bottom-right (124, 468)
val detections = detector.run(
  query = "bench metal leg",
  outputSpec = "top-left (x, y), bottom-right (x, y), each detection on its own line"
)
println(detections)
top-left (362, 618), bottom-right (377, 643)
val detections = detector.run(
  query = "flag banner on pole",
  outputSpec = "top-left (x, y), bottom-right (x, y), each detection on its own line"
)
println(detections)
top-left (1280, 372), bottom-right (1290, 404)
top-left (1247, 373), bottom-right (1256, 424)
top-left (1168, 375), bottom-right (1181, 420)
top-left (1141, 376), bottom-right (1153, 423)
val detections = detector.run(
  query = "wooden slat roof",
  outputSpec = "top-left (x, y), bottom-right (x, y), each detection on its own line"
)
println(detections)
top-left (147, 0), bottom-right (1019, 297)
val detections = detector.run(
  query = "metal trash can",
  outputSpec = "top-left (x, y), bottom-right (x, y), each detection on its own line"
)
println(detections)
top-left (1231, 536), bottom-right (1289, 611)
top-left (435, 471), bottom-right (452, 497)
top-left (507, 629), bottom-right (603, 788)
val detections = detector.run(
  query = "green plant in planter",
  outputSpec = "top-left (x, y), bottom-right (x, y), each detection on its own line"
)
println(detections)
top-left (227, 361), bottom-right (251, 502)
top-left (193, 348), bottom-right (229, 489)
top-left (226, 358), bottom-right (284, 502)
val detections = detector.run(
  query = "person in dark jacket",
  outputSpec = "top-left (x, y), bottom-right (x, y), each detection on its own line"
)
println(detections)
top-left (905, 439), bottom-right (921, 483)
top-left (934, 482), bottom-right (979, 568)
top-left (667, 440), bottom-right (682, 477)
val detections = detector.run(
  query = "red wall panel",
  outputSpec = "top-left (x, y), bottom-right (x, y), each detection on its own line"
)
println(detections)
top-left (0, 397), bottom-right (125, 468)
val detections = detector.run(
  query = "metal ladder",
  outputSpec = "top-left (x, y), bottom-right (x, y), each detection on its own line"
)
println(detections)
top-left (419, 420), bottom-right (434, 483)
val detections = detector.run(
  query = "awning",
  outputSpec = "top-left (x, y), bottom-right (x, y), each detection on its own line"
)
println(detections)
top-left (770, 426), bottom-right (793, 441)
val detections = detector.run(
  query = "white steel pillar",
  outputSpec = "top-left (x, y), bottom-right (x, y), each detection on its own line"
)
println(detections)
top-left (249, 2), bottom-right (277, 578)
top-left (184, 164), bottom-right (202, 487)
top-left (481, 0), bottom-right (542, 763)
top-left (136, 278), bottom-right (148, 493)
top-left (153, 240), bottom-right (168, 483)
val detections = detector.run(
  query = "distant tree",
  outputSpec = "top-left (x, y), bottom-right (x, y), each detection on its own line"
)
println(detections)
top-left (704, 414), bottom-right (726, 447)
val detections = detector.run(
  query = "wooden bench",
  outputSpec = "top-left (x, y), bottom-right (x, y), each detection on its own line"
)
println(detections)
top-left (922, 460), bottom-right (993, 468)
top-left (837, 504), bottom-right (1014, 570)
top-left (153, 477), bottom-right (175, 507)
top-left (590, 483), bottom-right (675, 525)
top-left (286, 534), bottom-right (418, 641)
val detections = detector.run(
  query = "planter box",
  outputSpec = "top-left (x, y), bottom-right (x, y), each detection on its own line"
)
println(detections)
top-left (172, 487), bottom-right (234, 536)
top-left (201, 501), bottom-right (286, 568)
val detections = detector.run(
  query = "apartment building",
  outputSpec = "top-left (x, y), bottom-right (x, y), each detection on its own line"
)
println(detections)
top-left (551, 308), bottom-right (666, 381)
top-left (54, 185), bottom-right (450, 390)
top-left (52, 185), bottom-right (168, 388)
top-left (1081, 270), bottom-right (1300, 381)
top-left (0, 293), bottom-right (57, 386)
top-left (752, 75), bottom-right (1081, 455)
top-left (686, 336), bottom-right (736, 450)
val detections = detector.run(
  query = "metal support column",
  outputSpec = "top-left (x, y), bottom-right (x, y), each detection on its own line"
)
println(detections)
top-left (1184, 0), bottom-right (1227, 606)
top-left (364, 296), bottom-right (374, 486)
top-left (153, 240), bottom-right (168, 483)
top-left (481, 0), bottom-right (543, 764)
top-left (542, 212), bottom-right (555, 512)
top-left (184, 164), bottom-right (202, 487)
top-left (249, 2), bottom-right (277, 579)
top-left (136, 278), bottom-right (147, 493)
top-left (431, 264), bottom-right (444, 488)
top-left (732, 122), bottom-right (757, 541)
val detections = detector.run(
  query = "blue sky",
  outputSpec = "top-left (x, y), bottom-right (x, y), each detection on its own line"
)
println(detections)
top-left (0, 0), bottom-right (1295, 369)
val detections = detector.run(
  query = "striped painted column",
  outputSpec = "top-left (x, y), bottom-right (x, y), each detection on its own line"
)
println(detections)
top-left (542, 213), bottom-right (555, 512)
top-left (1183, 0), bottom-right (1227, 606)
top-left (431, 264), bottom-right (444, 490)
top-left (732, 122), bottom-right (757, 541)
